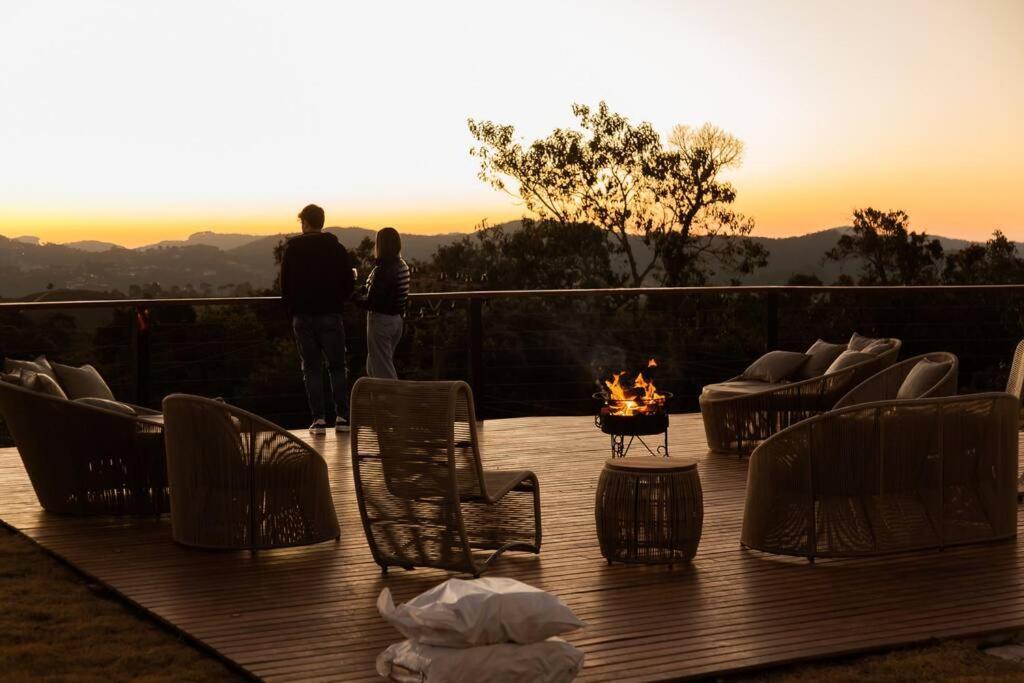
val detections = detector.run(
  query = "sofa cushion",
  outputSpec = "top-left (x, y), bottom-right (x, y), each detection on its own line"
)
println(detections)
top-left (825, 350), bottom-right (875, 374)
top-left (702, 379), bottom-right (787, 400)
top-left (22, 370), bottom-right (68, 400)
top-left (896, 358), bottom-right (953, 399)
top-left (52, 362), bottom-right (115, 400)
top-left (4, 355), bottom-right (59, 385)
top-left (1, 371), bottom-right (22, 385)
top-left (740, 351), bottom-right (808, 384)
top-left (862, 338), bottom-right (897, 356)
top-left (74, 397), bottom-right (137, 415)
top-left (800, 340), bottom-right (847, 379)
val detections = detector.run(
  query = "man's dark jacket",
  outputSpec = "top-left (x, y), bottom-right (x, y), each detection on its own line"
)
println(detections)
top-left (280, 231), bottom-right (355, 315)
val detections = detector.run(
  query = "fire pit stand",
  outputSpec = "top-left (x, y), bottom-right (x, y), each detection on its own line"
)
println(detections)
top-left (593, 393), bottom-right (672, 458)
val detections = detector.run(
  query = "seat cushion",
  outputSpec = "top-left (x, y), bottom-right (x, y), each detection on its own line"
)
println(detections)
top-left (801, 340), bottom-right (847, 379)
top-left (826, 350), bottom-right (875, 374)
top-left (897, 359), bottom-right (953, 399)
top-left (74, 397), bottom-right (137, 415)
top-left (701, 379), bottom-right (787, 400)
top-left (740, 351), bottom-right (808, 383)
top-left (52, 362), bottom-right (115, 400)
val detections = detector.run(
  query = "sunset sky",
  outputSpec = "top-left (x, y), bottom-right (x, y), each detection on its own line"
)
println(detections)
top-left (1, 0), bottom-right (1021, 247)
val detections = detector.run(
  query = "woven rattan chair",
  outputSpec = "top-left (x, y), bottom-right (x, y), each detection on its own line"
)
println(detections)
top-left (741, 392), bottom-right (1019, 560)
top-left (834, 352), bottom-right (958, 409)
top-left (162, 394), bottom-right (339, 550)
top-left (700, 340), bottom-right (901, 454)
top-left (350, 378), bottom-right (541, 577)
top-left (1002, 340), bottom-right (1024, 496)
top-left (0, 380), bottom-right (167, 515)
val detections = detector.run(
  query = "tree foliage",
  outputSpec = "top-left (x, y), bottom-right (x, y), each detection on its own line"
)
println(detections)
top-left (467, 102), bottom-right (765, 287)
top-left (431, 219), bottom-right (623, 290)
top-left (942, 231), bottom-right (1024, 284)
top-left (826, 208), bottom-right (944, 285)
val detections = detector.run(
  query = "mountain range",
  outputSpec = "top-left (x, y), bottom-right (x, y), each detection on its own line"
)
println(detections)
top-left (0, 225), bottom-right (977, 299)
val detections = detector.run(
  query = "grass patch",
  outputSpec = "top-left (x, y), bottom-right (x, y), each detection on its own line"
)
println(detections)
top-left (0, 524), bottom-right (245, 682)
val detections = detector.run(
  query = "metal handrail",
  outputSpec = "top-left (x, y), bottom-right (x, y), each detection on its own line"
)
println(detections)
top-left (3, 283), bottom-right (1024, 311)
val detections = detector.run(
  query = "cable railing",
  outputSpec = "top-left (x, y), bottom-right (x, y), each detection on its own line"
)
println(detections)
top-left (1, 284), bottom-right (1022, 427)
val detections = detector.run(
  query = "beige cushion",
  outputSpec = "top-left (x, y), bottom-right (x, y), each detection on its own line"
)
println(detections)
top-left (896, 359), bottom-right (953, 399)
top-left (1, 371), bottom-right (22, 384)
top-left (825, 350), bottom-right (875, 374)
top-left (74, 397), bottom-right (137, 415)
top-left (4, 355), bottom-right (59, 385)
top-left (702, 380), bottom-right (787, 400)
top-left (740, 351), bottom-right (807, 384)
top-left (800, 340), bottom-right (847, 378)
top-left (862, 338), bottom-right (896, 356)
top-left (22, 370), bottom-right (68, 400)
top-left (52, 362), bottom-right (115, 400)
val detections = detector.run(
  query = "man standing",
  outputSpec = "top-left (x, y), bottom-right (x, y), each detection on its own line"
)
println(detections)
top-left (281, 204), bottom-right (355, 434)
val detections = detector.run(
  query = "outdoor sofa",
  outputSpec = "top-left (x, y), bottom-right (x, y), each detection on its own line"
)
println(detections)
top-left (741, 352), bottom-right (1019, 559)
top-left (0, 359), bottom-right (167, 515)
top-left (700, 333), bottom-right (902, 453)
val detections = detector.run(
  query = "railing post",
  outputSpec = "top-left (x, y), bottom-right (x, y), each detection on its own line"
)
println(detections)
top-left (468, 298), bottom-right (485, 418)
top-left (132, 305), bottom-right (151, 406)
top-left (764, 291), bottom-right (779, 352)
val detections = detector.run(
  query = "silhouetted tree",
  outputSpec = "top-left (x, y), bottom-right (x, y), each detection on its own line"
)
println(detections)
top-left (826, 208), bottom-right (943, 284)
top-left (943, 231), bottom-right (1024, 284)
top-left (468, 102), bottom-right (765, 287)
top-left (431, 219), bottom-right (624, 290)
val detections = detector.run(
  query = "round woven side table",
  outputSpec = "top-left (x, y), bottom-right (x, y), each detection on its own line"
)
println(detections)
top-left (595, 457), bottom-right (703, 565)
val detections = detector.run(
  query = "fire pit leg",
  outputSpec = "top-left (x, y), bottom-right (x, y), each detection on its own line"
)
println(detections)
top-left (658, 431), bottom-right (670, 458)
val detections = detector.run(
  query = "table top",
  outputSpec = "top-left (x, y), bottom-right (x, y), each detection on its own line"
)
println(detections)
top-left (604, 456), bottom-right (698, 473)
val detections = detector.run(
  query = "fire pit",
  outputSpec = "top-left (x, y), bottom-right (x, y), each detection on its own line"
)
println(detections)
top-left (594, 363), bottom-right (671, 458)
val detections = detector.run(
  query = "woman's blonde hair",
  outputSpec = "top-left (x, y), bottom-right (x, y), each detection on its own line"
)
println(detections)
top-left (374, 227), bottom-right (402, 260)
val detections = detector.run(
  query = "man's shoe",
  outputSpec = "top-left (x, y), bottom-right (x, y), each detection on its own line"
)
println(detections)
top-left (309, 419), bottom-right (327, 435)
top-left (335, 416), bottom-right (351, 433)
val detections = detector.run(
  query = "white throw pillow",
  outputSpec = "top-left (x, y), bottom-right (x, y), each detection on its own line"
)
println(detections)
top-left (4, 355), bottom-right (59, 385)
top-left (376, 638), bottom-right (584, 683)
top-left (378, 577), bottom-right (584, 648)
top-left (739, 351), bottom-right (808, 384)
top-left (825, 350), bottom-right (875, 374)
top-left (52, 362), bottom-right (115, 400)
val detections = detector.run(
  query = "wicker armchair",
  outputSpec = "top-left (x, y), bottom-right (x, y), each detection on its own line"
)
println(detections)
top-left (162, 394), bottom-right (339, 550)
top-left (0, 380), bottom-right (167, 515)
top-left (700, 341), bottom-right (901, 454)
top-left (741, 393), bottom-right (1019, 560)
top-left (834, 352), bottom-right (958, 409)
top-left (350, 378), bottom-right (541, 577)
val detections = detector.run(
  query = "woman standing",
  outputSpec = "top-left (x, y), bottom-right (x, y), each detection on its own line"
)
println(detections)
top-left (356, 227), bottom-right (409, 378)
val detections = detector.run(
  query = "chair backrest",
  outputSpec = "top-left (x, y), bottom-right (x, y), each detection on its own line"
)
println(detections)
top-left (1005, 340), bottom-right (1024, 400)
top-left (161, 393), bottom-right (338, 549)
top-left (350, 378), bottom-right (486, 571)
top-left (350, 378), bottom-right (485, 499)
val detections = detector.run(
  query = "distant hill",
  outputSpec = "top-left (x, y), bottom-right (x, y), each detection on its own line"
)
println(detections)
top-left (0, 225), bottom-right (989, 297)
top-left (140, 230), bottom-right (267, 251)
top-left (61, 240), bottom-right (123, 252)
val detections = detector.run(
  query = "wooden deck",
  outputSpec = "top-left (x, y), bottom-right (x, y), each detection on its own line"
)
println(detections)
top-left (1, 413), bottom-right (1023, 681)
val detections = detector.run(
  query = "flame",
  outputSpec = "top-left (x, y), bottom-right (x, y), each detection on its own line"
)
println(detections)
top-left (647, 358), bottom-right (657, 368)
top-left (603, 366), bottom-right (665, 416)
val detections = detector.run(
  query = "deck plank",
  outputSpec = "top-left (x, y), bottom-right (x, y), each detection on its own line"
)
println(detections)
top-left (0, 413), bottom-right (1022, 681)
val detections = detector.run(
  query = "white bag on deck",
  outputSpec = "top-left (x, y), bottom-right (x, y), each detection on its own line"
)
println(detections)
top-left (376, 637), bottom-right (584, 683)
top-left (377, 577), bottom-right (584, 648)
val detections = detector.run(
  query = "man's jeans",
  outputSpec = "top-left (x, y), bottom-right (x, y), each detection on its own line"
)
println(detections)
top-left (293, 313), bottom-right (348, 421)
